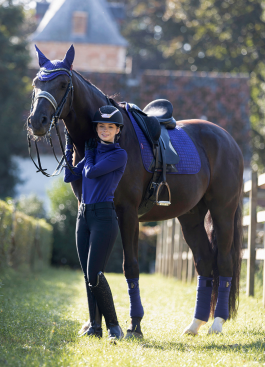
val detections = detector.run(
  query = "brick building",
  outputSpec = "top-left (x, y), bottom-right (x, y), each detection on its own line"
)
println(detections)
top-left (29, 0), bottom-right (129, 73)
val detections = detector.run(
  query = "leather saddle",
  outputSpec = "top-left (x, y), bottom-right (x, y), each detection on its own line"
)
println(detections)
top-left (126, 99), bottom-right (180, 216)
top-left (128, 99), bottom-right (179, 171)
top-left (143, 99), bottom-right (179, 170)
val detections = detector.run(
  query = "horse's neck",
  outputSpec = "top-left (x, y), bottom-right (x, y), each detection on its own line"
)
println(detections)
top-left (64, 71), bottom-right (107, 156)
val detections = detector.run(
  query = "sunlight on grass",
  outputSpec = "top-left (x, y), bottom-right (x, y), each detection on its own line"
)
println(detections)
top-left (0, 268), bottom-right (264, 366)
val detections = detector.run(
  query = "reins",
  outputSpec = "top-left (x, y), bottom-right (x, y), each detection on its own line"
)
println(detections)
top-left (27, 68), bottom-right (81, 177)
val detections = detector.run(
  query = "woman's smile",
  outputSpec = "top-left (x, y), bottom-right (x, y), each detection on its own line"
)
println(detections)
top-left (96, 122), bottom-right (120, 143)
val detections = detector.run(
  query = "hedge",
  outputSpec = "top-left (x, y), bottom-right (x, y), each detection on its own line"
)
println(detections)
top-left (0, 200), bottom-right (53, 270)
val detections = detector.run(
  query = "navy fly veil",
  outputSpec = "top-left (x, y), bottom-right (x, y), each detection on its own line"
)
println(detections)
top-left (126, 104), bottom-right (201, 175)
top-left (35, 44), bottom-right (75, 81)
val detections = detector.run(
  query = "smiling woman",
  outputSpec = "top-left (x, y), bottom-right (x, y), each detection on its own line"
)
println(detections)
top-left (63, 105), bottom-right (128, 341)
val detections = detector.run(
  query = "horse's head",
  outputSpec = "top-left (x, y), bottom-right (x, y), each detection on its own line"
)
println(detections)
top-left (28, 45), bottom-right (75, 136)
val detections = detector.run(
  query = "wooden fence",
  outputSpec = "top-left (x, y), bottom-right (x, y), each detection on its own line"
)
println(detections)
top-left (155, 170), bottom-right (265, 307)
top-left (156, 219), bottom-right (196, 282)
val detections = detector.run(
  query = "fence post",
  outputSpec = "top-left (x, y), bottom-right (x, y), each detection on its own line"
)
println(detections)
top-left (173, 218), bottom-right (180, 277)
top-left (162, 221), bottom-right (167, 276)
top-left (169, 219), bottom-right (175, 277)
top-left (155, 223), bottom-right (162, 273)
top-left (158, 221), bottom-right (164, 274)
top-left (187, 249), bottom-right (194, 282)
top-left (263, 223), bottom-right (265, 308)
top-left (177, 224), bottom-right (183, 280)
top-left (182, 242), bottom-right (189, 282)
top-left (246, 170), bottom-right (257, 297)
top-left (166, 220), bottom-right (172, 276)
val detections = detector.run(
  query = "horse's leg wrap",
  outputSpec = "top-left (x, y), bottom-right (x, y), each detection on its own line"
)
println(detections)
top-left (214, 276), bottom-right (232, 320)
top-left (208, 276), bottom-right (232, 334)
top-left (194, 276), bottom-right (213, 322)
top-left (126, 278), bottom-right (144, 318)
top-left (125, 278), bottom-right (144, 338)
top-left (183, 276), bottom-right (213, 335)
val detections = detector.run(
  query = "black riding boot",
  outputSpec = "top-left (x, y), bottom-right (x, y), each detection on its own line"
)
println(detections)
top-left (80, 281), bottom-right (102, 338)
top-left (90, 272), bottom-right (124, 341)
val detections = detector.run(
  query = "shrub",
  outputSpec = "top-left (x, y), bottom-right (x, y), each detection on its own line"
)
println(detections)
top-left (0, 200), bottom-right (52, 270)
top-left (16, 194), bottom-right (46, 219)
top-left (47, 178), bottom-right (79, 267)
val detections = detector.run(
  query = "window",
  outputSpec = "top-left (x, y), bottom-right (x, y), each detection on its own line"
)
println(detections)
top-left (72, 11), bottom-right (87, 36)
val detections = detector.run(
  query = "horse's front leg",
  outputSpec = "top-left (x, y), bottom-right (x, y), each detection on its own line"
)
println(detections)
top-left (116, 205), bottom-right (144, 339)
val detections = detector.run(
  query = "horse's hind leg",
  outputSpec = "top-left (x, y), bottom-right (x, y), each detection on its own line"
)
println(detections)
top-left (115, 205), bottom-right (144, 339)
top-left (206, 198), bottom-right (241, 334)
top-left (178, 200), bottom-right (214, 335)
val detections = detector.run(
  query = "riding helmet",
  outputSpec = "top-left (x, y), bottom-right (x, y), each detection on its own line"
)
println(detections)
top-left (92, 106), bottom-right (124, 127)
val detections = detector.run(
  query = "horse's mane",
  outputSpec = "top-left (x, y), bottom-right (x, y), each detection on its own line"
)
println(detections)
top-left (72, 70), bottom-right (121, 109)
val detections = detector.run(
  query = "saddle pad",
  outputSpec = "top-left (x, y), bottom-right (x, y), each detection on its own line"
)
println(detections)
top-left (126, 104), bottom-right (201, 175)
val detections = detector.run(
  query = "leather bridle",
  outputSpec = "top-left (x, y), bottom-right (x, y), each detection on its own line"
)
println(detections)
top-left (27, 68), bottom-right (81, 177)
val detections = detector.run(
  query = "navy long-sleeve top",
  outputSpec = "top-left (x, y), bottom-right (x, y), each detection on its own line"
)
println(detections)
top-left (64, 142), bottom-right (127, 204)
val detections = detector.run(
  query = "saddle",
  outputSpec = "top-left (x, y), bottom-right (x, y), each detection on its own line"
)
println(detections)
top-left (126, 99), bottom-right (180, 217)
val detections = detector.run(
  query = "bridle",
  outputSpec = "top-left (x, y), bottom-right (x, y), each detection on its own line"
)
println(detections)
top-left (27, 68), bottom-right (81, 177)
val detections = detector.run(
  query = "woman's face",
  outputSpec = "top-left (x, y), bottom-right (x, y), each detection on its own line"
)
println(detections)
top-left (96, 123), bottom-right (120, 143)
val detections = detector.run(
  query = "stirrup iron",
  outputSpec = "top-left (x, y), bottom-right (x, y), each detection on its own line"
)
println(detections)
top-left (156, 181), bottom-right (171, 206)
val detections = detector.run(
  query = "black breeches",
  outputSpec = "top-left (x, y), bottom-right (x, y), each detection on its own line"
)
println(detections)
top-left (75, 202), bottom-right (119, 286)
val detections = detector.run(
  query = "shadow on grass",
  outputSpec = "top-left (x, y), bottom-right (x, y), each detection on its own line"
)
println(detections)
top-left (137, 338), bottom-right (265, 353)
top-left (0, 268), bottom-right (82, 366)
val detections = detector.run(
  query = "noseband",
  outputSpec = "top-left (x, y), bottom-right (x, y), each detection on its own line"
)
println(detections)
top-left (27, 68), bottom-right (80, 177)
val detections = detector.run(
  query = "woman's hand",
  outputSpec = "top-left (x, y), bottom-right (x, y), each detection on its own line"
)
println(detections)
top-left (85, 138), bottom-right (97, 152)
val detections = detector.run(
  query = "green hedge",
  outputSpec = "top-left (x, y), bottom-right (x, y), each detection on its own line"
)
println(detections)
top-left (0, 200), bottom-right (53, 270)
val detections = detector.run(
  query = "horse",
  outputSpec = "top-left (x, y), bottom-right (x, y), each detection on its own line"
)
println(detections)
top-left (27, 47), bottom-right (243, 338)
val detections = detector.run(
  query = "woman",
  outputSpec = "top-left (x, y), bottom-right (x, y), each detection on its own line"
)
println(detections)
top-left (64, 105), bottom-right (127, 341)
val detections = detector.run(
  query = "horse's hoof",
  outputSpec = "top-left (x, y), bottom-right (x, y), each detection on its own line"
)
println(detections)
top-left (208, 317), bottom-right (225, 334)
top-left (125, 330), bottom-right (143, 339)
top-left (108, 324), bottom-right (124, 341)
top-left (181, 318), bottom-right (206, 336)
top-left (78, 321), bottom-right (90, 335)
top-left (182, 329), bottom-right (198, 336)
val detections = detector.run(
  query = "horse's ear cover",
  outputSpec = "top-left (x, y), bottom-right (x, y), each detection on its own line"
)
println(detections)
top-left (35, 44), bottom-right (75, 81)
top-left (63, 44), bottom-right (75, 68)
top-left (35, 45), bottom-right (50, 67)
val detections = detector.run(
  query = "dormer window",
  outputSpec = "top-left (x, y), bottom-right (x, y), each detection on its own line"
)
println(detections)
top-left (72, 11), bottom-right (87, 36)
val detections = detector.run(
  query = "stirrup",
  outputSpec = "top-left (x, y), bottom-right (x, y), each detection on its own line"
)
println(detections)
top-left (155, 181), bottom-right (171, 206)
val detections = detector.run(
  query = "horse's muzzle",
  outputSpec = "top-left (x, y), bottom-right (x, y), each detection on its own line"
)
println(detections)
top-left (28, 113), bottom-right (50, 136)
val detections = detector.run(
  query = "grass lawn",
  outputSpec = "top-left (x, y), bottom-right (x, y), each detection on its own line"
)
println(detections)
top-left (0, 268), bottom-right (264, 366)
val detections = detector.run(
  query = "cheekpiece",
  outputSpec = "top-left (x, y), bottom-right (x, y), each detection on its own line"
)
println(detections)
top-left (35, 44), bottom-right (75, 81)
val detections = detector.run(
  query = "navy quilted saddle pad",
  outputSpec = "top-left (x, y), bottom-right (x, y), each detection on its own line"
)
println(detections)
top-left (126, 105), bottom-right (201, 175)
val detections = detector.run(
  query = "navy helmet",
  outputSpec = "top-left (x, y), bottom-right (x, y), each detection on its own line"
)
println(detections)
top-left (93, 106), bottom-right (124, 127)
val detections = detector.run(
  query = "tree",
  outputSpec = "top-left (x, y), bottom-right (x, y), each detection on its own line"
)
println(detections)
top-left (0, 1), bottom-right (31, 197)
top-left (122, 0), bottom-right (265, 168)
top-left (162, 0), bottom-right (265, 169)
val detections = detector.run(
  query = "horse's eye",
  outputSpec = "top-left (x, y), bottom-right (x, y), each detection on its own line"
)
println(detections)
top-left (61, 84), bottom-right (67, 89)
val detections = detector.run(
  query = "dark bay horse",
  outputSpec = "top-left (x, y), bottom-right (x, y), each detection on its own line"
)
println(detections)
top-left (28, 62), bottom-right (243, 337)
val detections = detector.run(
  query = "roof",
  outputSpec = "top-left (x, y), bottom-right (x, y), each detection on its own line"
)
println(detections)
top-left (32, 0), bottom-right (128, 47)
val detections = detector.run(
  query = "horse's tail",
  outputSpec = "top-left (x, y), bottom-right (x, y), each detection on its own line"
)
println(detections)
top-left (229, 202), bottom-right (243, 319)
top-left (206, 202), bottom-right (243, 319)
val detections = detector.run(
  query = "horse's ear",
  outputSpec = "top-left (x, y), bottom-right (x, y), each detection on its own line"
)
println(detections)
top-left (35, 45), bottom-right (50, 67)
top-left (63, 44), bottom-right (75, 69)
